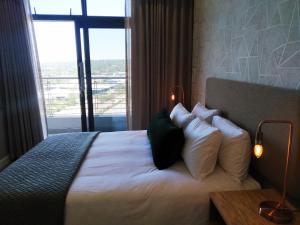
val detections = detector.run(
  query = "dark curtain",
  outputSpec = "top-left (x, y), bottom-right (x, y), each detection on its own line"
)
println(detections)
top-left (0, 0), bottom-right (45, 160)
top-left (125, 0), bottom-right (194, 130)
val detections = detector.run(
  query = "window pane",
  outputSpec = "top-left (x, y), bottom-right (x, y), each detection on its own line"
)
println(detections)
top-left (30, 0), bottom-right (81, 15)
top-left (88, 28), bottom-right (126, 131)
top-left (89, 29), bottom-right (126, 116)
top-left (34, 22), bottom-right (81, 134)
top-left (87, 0), bottom-right (125, 16)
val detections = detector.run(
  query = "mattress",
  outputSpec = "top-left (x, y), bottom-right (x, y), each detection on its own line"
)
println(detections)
top-left (65, 130), bottom-right (260, 225)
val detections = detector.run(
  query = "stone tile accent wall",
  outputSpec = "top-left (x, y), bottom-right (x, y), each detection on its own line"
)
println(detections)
top-left (192, 0), bottom-right (300, 104)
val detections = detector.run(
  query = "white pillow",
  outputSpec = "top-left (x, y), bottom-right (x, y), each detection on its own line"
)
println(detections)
top-left (170, 103), bottom-right (195, 128)
top-left (182, 118), bottom-right (222, 179)
top-left (212, 116), bottom-right (251, 182)
top-left (192, 102), bottom-right (220, 123)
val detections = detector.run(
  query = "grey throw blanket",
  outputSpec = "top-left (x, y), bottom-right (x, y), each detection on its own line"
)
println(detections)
top-left (0, 132), bottom-right (99, 225)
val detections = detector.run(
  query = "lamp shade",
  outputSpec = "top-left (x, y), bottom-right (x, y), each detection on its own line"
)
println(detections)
top-left (171, 93), bottom-right (175, 101)
top-left (254, 144), bottom-right (263, 158)
top-left (169, 86), bottom-right (185, 105)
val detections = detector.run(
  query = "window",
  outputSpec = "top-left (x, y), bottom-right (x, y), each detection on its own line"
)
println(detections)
top-left (34, 22), bottom-right (82, 133)
top-left (31, 1), bottom-right (126, 133)
top-left (89, 29), bottom-right (126, 116)
top-left (87, 0), bottom-right (125, 16)
top-left (30, 0), bottom-right (82, 15)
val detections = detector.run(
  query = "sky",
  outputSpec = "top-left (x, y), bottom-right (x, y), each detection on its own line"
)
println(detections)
top-left (30, 0), bottom-right (125, 16)
top-left (31, 0), bottom-right (125, 63)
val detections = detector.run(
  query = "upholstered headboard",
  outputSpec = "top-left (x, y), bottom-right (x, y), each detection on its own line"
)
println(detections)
top-left (205, 78), bottom-right (300, 205)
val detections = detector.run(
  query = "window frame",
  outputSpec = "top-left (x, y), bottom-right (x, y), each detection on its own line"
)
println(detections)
top-left (32, 0), bottom-right (126, 132)
top-left (32, 0), bottom-right (125, 28)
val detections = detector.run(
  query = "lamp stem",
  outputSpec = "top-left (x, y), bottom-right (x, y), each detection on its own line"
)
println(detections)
top-left (256, 120), bottom-right (293, 208)
top-left (281, 123), bottom-right (293, 207)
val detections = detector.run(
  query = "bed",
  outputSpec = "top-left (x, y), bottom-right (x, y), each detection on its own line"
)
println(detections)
top-left (65, 130), bottom-right (259, 225)
top-left (1, 78), bottom-right (299, 225)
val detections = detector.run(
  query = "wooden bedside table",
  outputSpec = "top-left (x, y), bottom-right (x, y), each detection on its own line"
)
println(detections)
top-left (209, 189), bottom-right (300, 225)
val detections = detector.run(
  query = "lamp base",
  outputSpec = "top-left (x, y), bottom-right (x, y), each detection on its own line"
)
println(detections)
top-left (259, 201), bottom-right (293, 224)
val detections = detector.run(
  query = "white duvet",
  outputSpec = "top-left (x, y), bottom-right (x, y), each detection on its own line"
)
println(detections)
top-left (65, 130), bottom-right (260, 225)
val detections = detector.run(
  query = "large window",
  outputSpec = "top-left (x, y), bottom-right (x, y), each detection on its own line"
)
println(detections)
top-left (31, 1), bottom-right (126, 134)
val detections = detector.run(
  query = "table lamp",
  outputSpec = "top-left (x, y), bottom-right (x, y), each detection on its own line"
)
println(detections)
top-left (170, 85), bottom-right (185, 105)
top-left (253, 119), bottom-right (294, 223)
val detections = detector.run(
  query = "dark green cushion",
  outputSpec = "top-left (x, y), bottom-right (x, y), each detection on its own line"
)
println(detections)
top-left (147, 109), bottom-right (185, 170)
